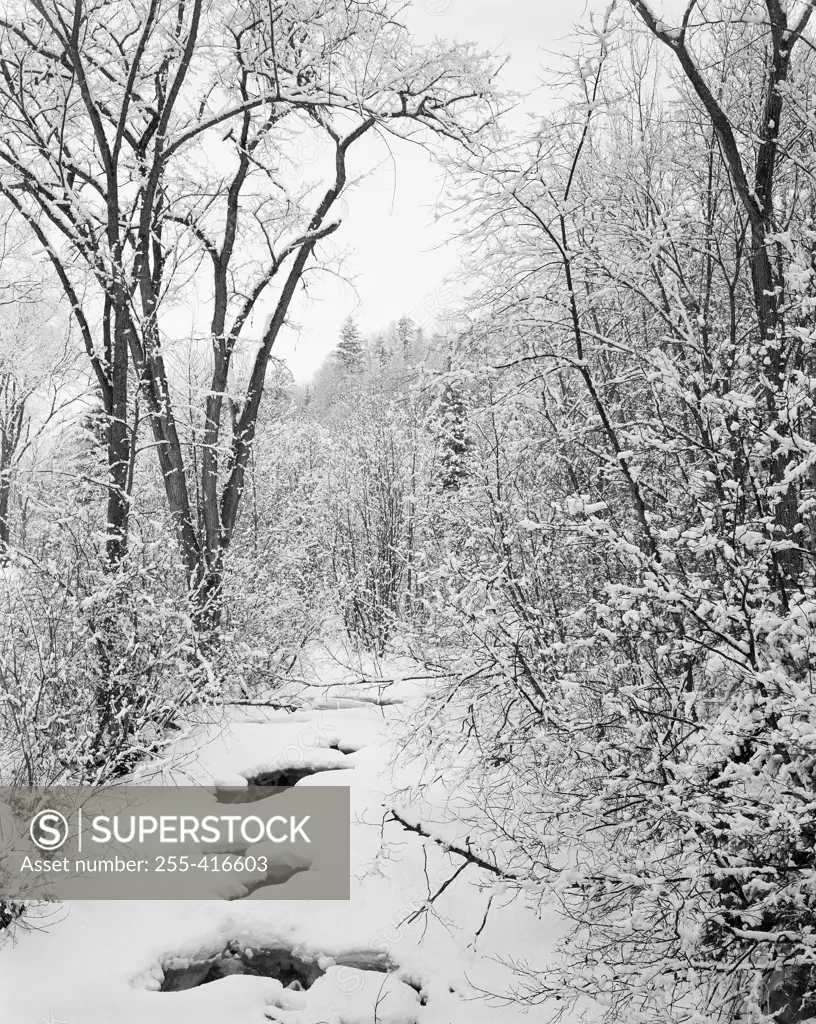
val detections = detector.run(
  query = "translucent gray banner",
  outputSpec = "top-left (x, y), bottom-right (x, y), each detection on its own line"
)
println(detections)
top-left (0, 786), bottom-right (350, 899)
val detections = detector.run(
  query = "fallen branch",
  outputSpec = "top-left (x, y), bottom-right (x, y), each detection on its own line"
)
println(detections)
top-left (223, 700), bottom-right (303, 711)
top-left (387, 809), bottom-right (521, 881)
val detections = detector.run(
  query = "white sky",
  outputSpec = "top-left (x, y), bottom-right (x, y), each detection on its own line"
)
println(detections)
top-left (273, 0), bottom-right (596, 381)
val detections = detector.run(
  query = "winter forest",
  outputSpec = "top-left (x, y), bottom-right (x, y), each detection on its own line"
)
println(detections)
top-left (1, 0), bottom-right (816, 1022)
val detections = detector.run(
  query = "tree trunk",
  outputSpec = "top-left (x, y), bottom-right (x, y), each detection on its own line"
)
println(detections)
top-left (0, 473), bottom-right (10, 559)
top-left (104, 302), bottom-right (132, 568)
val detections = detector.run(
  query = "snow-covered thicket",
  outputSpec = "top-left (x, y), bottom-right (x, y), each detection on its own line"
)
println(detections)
top-left (399, 5), bottom-right (816, 1021)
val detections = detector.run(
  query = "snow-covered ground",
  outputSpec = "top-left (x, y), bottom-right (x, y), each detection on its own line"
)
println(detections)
top-left (0, 641), bottom-right (572, 1024)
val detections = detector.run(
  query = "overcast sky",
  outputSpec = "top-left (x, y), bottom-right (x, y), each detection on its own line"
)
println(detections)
top-left (273, 0), bottom-right (595, 381)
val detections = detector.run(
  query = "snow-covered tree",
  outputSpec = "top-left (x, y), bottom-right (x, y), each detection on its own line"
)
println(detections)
top-left (432, 378), bottom-right (471, 491)
top-left (397, 315), bottom-right (416, 362)
top-left (336, 316), bottom-right (365, 374)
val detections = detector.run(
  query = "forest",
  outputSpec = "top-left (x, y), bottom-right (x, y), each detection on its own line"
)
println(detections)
top-left (1, 1), bottom-right (816, 1023)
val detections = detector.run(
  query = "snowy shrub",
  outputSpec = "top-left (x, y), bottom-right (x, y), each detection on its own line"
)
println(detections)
top-left (324, 399), bottom-right (427, 654)
top-left (0, 553), bottom-right (216, 786)
top-left (220, 418), bottom-right (333, 686)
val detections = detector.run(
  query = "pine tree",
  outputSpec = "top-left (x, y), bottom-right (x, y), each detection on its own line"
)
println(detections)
top-left (74, 389), bottom-right (108, 506)
top-left (336, 316), bottom-right (365, 373)
top-left (435, 379), bottom-right (471, 490)
top-left (397, 315), bottom-right (416, 361)
top-left (372, 330), bottom-right (390, 368)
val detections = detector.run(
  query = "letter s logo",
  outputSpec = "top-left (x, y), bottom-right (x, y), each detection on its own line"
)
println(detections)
top-left (30, 809), bottom-right (69, 851)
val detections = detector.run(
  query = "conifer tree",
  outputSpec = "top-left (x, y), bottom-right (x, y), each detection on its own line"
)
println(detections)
top-left (435, 379), bottom-right (471, 490)
top-left (74, 390), bottom-right (108, 507)
top-left (397, 315), bottom-right (416, 361)
top-left (336, 316), bottom-right (365, 373)
top-left (372, 330), bottom-right (390, 368)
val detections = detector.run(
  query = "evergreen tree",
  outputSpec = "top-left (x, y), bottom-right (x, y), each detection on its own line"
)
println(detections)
top-left (435, 379), bottom-right (471, 490)
top-left (336, 316), bottom-right (365, 373)
top-left (397, 315), bottom-right (416, 361)
top-left (372, 330), bottom-right (390, 368)
top-left (74, 389), bottom-right (108, 506)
